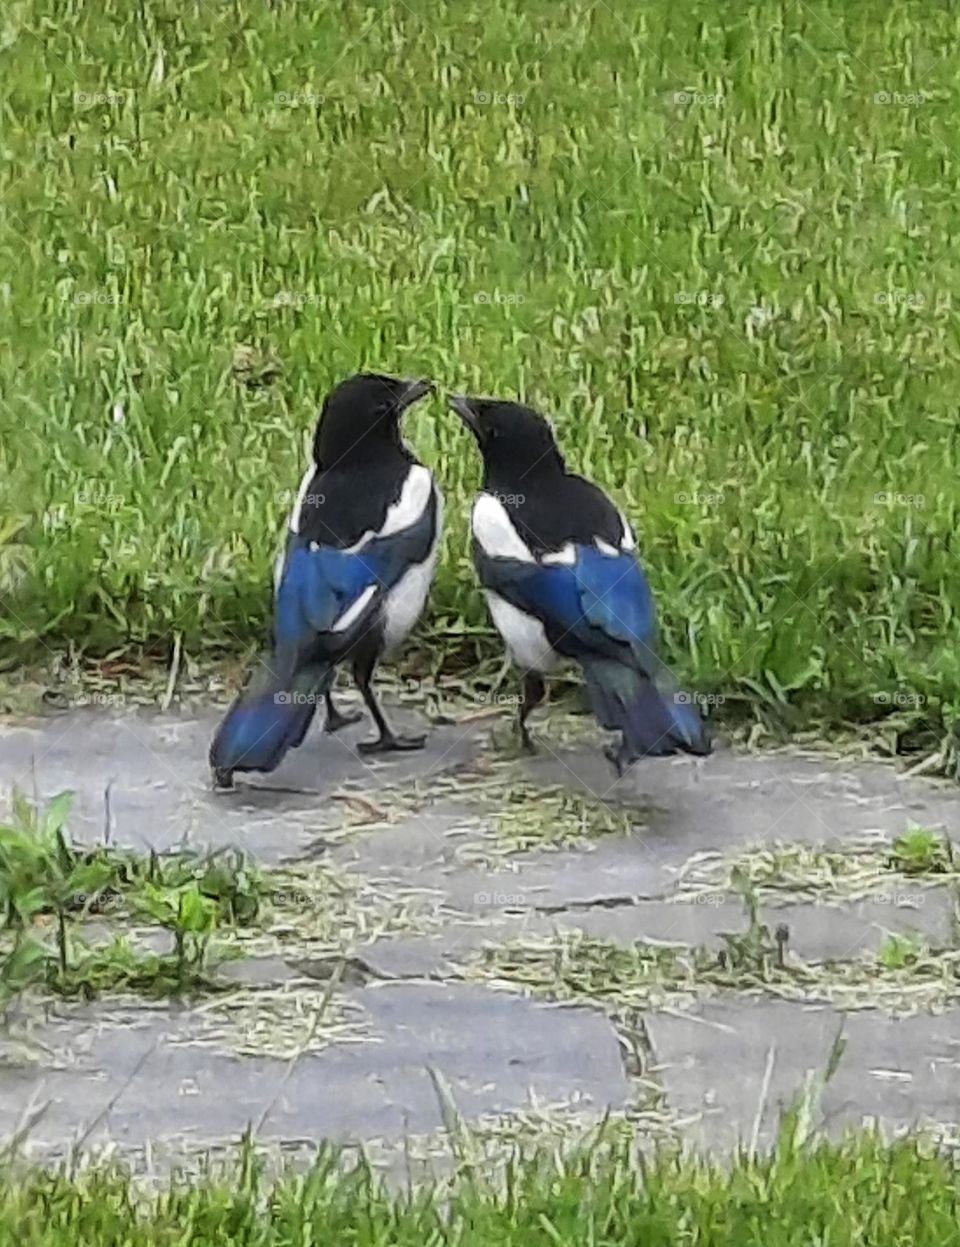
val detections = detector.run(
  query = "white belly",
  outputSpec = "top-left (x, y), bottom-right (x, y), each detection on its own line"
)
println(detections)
top-left (381, 492), bottom-right (443, 655)
top-left (382, 552), bottom-right (437, 654)
top-left (485, 591), bottom-right (560, 673)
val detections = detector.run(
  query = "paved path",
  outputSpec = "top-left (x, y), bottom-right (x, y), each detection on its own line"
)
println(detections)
top-left (1, 702), bottom-right (959, 1169)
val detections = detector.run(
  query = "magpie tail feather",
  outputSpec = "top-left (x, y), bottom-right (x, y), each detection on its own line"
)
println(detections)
top-left (209, 660), bottom-right (329, 779)
top-left (580, 658), bottom-right (711, 770)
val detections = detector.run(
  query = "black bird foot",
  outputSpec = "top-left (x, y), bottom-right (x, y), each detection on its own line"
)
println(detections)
top-left (357, 732), bottom-right (427, 755)
top-left (603, 744), bottom-right (633, 778)
top-left (325, 706), bottom-right (363, 734)
top-left (212, 768), bottom-right (235, 791)
top-left (519, 728), bottom-right (537, 756)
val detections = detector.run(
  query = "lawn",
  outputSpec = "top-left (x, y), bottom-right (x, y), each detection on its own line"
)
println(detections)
top-left (1, 0), bottom-right (958, 738)
top-left (1, 1126), bottom-right (959, 1246)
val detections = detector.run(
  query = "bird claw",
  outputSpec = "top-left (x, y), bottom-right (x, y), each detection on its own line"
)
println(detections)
top-left (357, 732), bottom-right (426, 755)
top-left (212, 768), bottom-right (235, 792)
top-left (325, 708), bottom-right (363, 734)
top-left (603, 745), bottom-right (630, 778)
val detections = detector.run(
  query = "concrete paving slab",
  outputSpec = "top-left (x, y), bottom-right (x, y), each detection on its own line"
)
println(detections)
top-left (2, 703), bottom-right (960, 1164)
top-left (647, 999), bottom-right (960, 1152)
top-left (0, 984), bottom-right (629, 1156)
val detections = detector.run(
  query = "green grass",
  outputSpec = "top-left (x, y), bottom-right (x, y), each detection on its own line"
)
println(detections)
top-left (675, 832), bottom-right (960, 903)
top-left (1, 1127), bottom-right (959, 1245)
top-left (475, 926), bottom-right (960, 1016)
top-left (0, 788), bottom-right (445, 1017)
top-left (2, 0), bottom-right (960, 739)
top-left (0, 788), bottom-right (269, 1000)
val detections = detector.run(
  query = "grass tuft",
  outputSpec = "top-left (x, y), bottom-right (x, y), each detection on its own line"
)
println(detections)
top-left (0, 1123), bottom-right (959, 1244)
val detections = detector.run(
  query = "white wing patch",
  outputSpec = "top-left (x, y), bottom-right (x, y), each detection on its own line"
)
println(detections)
top-left (472, 493), bottom-right (535, 563)
top-left (380, 464), bottom-right (433, 538)
top-left (290, 463), bottom-right (433, 552)
top-left (485, 591), bottom-right (560, 673)
top-left (288, 465), bottom-right (317, 534)
top-left (339, 464), bottom-right (434, 554)
top-left (382, 487), bottom-right (444, 654)
top-left (617, 509), bottom-right (636, 551)
top-left (542, 543), bottom-right (576, 566)
top-left (332, 583), bottom-right (377, 633)
top-left (595, 538), bottom-right (619, 557)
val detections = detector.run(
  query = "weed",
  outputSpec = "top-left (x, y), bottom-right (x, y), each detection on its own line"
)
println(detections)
top-left (889, 828), bottom-right (953, 876)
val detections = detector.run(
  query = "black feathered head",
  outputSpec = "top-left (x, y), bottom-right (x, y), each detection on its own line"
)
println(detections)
top-left (449, 395), bottom-right (566, 484)
top-left (314, 373), bottom-right (433, 466)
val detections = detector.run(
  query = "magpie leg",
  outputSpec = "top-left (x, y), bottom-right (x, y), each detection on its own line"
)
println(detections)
top-left (352, 651), bottom-right (426, 754)
top-left (603, 736), bottom-right (632, 778)
top-left (518, 672), bottom-right (545, 754)
top-left (212, 768), bottom-right (235, 791)
top-left (323, 689), bottom-right (362, 734)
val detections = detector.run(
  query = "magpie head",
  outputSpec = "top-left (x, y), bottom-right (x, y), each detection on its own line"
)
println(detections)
top-left (314, 373), bottom-right (434, 464)
top-left (448, 395), bottom-right (565, 482)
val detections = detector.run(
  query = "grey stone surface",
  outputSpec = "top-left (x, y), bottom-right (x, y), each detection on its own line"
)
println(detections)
top-left (2, 703), bottom-right (960, 1162)
top-left (0, 985), bottom-right (629, 1155)
top-left (647, 1000), bottom-right (960, 1152)
top-left (527, 743), bottom-right (960, 854)
top-left (0, 706), bottom-right (482, 865)
top-left (542, 893), bottom-right (957, 961)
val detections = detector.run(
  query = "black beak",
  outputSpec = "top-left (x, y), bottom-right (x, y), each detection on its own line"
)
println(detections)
top-left (448, 394), bottom-right (481, 436)
top-left (397, 378), bottom-right (434, 410)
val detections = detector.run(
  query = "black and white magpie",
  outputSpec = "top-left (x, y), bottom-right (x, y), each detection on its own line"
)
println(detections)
top-left (450, 394), bottom-right (711, 774)
top-left (210, 373), bottom-right (442, 787)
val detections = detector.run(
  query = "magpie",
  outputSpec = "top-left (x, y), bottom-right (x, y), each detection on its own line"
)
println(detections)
top-left (210, 373), bottom-right (442, 787)
top-left (450, 394), bottom-right (711, 774)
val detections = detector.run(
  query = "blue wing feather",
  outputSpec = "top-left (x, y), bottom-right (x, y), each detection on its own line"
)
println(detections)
top-left (211, 489), bottom-right (437, 777)
top-left (572, 547), bottom-right (657, 658)
top-left (276, 543), bottom-right (383, 653)
top-left (478, 542), bottom-right (709, 763)
top-left (480, 545), bottom-right (657, 667)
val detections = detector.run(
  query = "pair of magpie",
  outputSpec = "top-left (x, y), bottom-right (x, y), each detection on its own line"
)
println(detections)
top-left (210, 373), bottom-right (711, 787)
